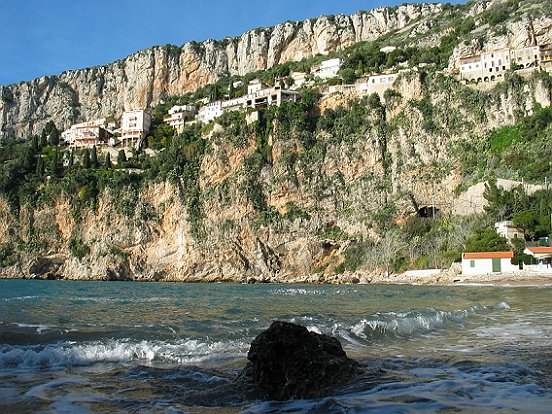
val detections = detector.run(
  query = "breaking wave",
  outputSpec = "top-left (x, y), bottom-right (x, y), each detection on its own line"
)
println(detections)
top-left (350, 303), bottom-right (507, 339)
top-left (0, 337), bottom-right (247, 370)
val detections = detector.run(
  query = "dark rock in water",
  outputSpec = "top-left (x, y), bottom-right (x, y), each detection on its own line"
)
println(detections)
top-left (240, 320), bottom-right (359, 400)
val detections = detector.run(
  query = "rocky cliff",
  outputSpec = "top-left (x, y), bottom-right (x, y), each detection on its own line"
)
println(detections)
top-left (1, 66), bottom-right (551, 282)
top-left (0, 3), bottom-right (443, 139)
top-left (1, 0), bottom-right (552, 282)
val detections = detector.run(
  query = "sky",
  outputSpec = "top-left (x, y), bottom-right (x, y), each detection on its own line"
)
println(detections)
top-left (0, 0), bottom-right (464, 86)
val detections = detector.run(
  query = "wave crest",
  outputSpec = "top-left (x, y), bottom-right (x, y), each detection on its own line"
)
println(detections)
top-left (350, 303), bottom-right (508, 339)
top-left (0, 338), bottom-right (247, 370)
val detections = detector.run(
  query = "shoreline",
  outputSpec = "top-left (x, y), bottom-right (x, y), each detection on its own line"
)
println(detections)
top-left (2, 269), bottom-right (552, 287)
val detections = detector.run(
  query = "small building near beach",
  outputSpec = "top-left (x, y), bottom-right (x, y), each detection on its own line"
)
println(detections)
top-left (524, 246), bottom-right (552, 267)
top-left (462, 251), bottom-right (517, 275)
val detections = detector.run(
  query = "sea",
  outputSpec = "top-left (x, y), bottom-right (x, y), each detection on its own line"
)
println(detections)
top-left (1, 279), bottom-right (552, 413)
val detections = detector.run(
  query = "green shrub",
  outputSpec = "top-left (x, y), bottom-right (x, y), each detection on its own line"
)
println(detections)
top-left (68, 236), bottom-right (90, 259)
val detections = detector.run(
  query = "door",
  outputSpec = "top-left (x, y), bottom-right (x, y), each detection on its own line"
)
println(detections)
top-left (492, 258), bottom-right (501, 272)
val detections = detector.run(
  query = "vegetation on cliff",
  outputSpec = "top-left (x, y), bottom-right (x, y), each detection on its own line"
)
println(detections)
top-left (1, 0), bottom-right (552, 280)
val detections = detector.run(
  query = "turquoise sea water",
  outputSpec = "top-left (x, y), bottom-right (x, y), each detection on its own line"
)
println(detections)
top-left (1, 279), bottom-right (552, 413)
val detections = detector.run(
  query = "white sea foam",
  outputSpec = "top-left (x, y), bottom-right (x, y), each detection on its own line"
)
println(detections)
top-left (0, 337), bottom-right (248, 370)
top-left (13, 323), bottom-right (53, 334)
top-left (244, 363), bottom-right (552, 414)
top-left (269, 288), bottom-right (358, 296)
top-left (2, 295), bottom-right (41, 302)
top-left (350, 303), bottom-right (509, 339)
top-left (269, 288), bottom-right (327, 296)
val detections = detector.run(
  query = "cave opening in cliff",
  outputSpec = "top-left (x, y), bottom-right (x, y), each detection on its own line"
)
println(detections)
top-left (417, 206), bottom-right (440, 218)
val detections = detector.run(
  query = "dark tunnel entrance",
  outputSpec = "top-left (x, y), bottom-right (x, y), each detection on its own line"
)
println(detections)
top-left (417, 206), bottom-right (440, 218)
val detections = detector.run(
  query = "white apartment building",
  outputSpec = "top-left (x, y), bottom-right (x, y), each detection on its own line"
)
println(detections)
top-left (459, 44), bottom-right (545, 83)
top-left (243, 79), bottom-right (300, 110)
top-left (510, 45), bottom-right (540, 68)
top-left (221, 97), bottom-right (246, 113)
top-left (62, 118), bottom-right (114, 148)
top-left (290, 71), bottom-right (307, 89)
top-left (163, 105), bottom-right (196, 132)
top-left (313, 57), bottom-right (344, 79)
top-left (195, 79), bottom-right (301, 123)
top-left (120, 110), bottom-right (151, 148)
top-left (196, 101), bottom-right (224, 123)
top-left (328, 72), bottom-right (398, 98)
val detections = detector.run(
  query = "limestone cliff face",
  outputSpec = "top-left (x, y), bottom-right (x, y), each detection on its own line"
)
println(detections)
top-left (1, 68), bottom-right (551, 282)
top-left (0, 3), bottom-right (443, 139)
top-left (448, 14), bottom-right (552, 71)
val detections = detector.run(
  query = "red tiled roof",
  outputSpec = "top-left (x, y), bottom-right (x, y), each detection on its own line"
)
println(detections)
top-left (463, 252), bottom-right (513, 259)
top-left (526, 247), bottom-right (552, 254)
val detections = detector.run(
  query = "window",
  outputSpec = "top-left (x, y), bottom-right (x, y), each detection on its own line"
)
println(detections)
top-left (470, 260), bottom-right (475, 268)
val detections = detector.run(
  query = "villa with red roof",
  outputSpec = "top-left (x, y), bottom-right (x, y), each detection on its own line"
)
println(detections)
top-left (524, 246), bottom-right (552, 267)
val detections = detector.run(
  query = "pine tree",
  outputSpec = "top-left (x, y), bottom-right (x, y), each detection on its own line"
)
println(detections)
top-left (48, 127), bottom-right (60, 147)
top-left (50, 150), bottom-right (61, 177)
top-left (36, 157), bottom-right (45, 177)
top-left (105, 152), bottom-right (112, 168)
top-left (117, 149), bottom-right (127, 165)
top-left (40, 130), bottom-right (48, 148)
top-left (82, 149), bottom-right (91, 169)
top-left (31, 135), bottom-right (39, 152)
top-left (68, 149), bottom-right (75, 168)
top-left (91, 146), bottom-right (98, 168)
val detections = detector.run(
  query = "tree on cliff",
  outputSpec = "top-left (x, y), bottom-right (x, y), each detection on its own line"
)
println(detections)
top-left (48, 128), bottom-right (60, 147)
top-left (91, 146), bottom-right (99, 168)
top-left (50, 149), bottom-right (61, 177)
top-left (82, 149), bottom-right (91, 169)
top-left (105, 152), bottom-right (112, 168)
top-left (464, 228), bottom-right (509, 252)
top-left (117, 150), bottom-right (127, 165)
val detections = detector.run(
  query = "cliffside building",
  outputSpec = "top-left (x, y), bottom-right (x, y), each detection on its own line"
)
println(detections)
top-left (243, 78), bottom-right (300, 109)
top-left (459, 44), bottom-right (548, 83)
top-left (196, 101), bottom-right (224, 123)
top-left (62, 118), bottom-right (114, 148)
top-left (195, 79), bottom-right (300, 124)
top-left (328, 72), bottom-right (398, 97)
top-left (120, 110), bottom-right (151, 148)
top-left (312, 58), bottom-right (344, 79)
top-left (163, 105), bottom-right (196, 133)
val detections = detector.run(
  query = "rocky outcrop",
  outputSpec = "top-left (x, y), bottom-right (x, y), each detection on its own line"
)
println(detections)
top-left (240, 321), bottom-right (359, 400)
top-left (0, 3), bottom-right (443, 139)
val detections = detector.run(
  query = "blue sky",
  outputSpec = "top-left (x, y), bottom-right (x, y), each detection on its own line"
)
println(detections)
top-left (0, 0), bottom-right (463, 86)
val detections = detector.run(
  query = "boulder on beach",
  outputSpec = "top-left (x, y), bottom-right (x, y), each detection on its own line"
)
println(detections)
top-left (240, 320), bottom-right (359, 400)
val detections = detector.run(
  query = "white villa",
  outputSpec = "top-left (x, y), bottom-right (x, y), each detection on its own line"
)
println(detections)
top-left (494, 220), bottom-right (524, 241)
top-left (328, 72), bottom-right (399, 98)
top-left (195, 79), bottom-right (301, 124)
top-left (61, 118), bottom-right (115, 148)
top-left (312, 58), bottom-right (344, 79)
top-left (120, 110), bottom-right (151, 148)
top-left (163, 105), bottom-right (196, 133)
top-left (458, 43), bottom-right (551, 83)
top-left (196, 101), bottom-right (224, 124)
top-left (461, 251), bottom-right (518, 275)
